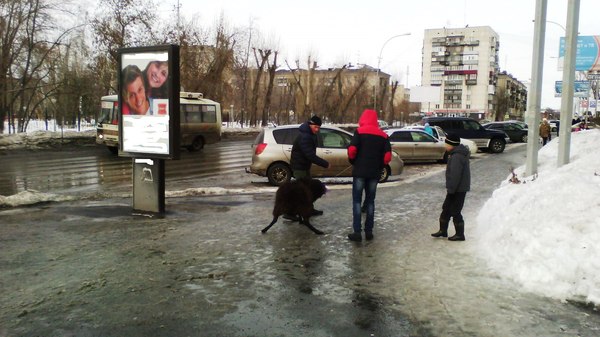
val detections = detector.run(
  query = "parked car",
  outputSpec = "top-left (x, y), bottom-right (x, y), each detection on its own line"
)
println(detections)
top-left (246, 124), bottom-right (404, 186)
top-left (508, 120), bottom-right (528, 129)
top-left (422, 117), bottom-right (509, 153)
top-left (378, 120), bottom-right (389, 129)
top-left (549, 120), bottom-right (560, 132)
top-left (384, 128), bottom-right (448, 163)
top-left (403, 125), bottom-right (478, 157)
top-left (482, 121), bottom-right (528, 143)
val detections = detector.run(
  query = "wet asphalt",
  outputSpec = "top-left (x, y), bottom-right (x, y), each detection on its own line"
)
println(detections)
top-left (2, 143), bottom-right (600, 336)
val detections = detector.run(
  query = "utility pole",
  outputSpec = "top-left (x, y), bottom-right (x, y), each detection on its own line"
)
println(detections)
top-left (557, 0), bottom-right (580, 167)
top-left (525, 0), bottom-right (547, 177)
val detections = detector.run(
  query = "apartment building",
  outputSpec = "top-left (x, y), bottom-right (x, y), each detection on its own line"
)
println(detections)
top-left (496, 71), bottom-right (528, 120)
top-left (421, 26), bottom-right (500, 120)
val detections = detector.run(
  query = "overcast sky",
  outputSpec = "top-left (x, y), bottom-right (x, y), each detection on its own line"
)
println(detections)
top-left (171, 0), bottom-right (600, 110)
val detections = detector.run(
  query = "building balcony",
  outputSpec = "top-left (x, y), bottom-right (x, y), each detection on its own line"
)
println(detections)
top-left (463, 40), bottom-right (480, 46)
top-left (444, 80), bottom-right (463, 86)
top-left (444, 70), bottom-right (477, 75)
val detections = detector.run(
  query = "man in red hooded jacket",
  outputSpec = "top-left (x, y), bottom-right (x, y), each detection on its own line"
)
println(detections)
top-left (346, 109), bottom-right (392, 242)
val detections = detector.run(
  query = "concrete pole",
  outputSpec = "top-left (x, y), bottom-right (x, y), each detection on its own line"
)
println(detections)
top-left (557, 0), bottom-right (580, 167)
top-left (525, 0), bottom-right (547, 177)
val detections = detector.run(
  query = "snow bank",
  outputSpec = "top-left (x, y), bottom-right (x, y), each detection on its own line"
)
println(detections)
top-left (475, 130), bottom-right (600, 305)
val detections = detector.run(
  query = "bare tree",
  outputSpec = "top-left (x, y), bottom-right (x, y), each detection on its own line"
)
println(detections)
top-left (284, 56), bottom-right (318, 122)
top-left (89, 0), bottom-right (158, 95)
top-left (0, 0), bottom-right (84, 133)
top-left (261, 51), bottom-right (278, 126)
top-left (494, 88), bottom-right (510, 121)
top-left (387, 80), bottom-right (399, 124)
top-left (335, 70), bottom-right (368, 121)
top-left (249, 48), bottom-right (271, 126)
top-left (198, 19), bottom-right (236, 103)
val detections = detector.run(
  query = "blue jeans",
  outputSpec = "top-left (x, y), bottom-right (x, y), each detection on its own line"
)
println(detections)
top-left (352, 177), bottom-right (378, 233)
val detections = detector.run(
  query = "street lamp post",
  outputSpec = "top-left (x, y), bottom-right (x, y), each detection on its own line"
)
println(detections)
top-left (374, 32), bottom-right (411, 113)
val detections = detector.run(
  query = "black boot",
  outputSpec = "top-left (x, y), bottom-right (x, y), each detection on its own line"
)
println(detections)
top-left (448, 221), bottom-right (465, 241)
top-left (431, 217), bottom-right (449, 237)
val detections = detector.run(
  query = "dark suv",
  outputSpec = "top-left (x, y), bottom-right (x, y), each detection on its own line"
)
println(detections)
top-left (483, 121), bottom-right (528, 143)
top-left (422, 117), bottom-right (509, 153)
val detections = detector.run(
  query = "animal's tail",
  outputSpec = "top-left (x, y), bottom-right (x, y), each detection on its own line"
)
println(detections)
top-left (261, 217), bottom-right (278, 233)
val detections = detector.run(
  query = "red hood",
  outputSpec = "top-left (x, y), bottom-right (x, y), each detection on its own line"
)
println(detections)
top-left (357, 109), bottom-right (387, 138)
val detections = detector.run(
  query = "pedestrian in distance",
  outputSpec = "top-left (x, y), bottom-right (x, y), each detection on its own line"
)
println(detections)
top-left (431, 133), bottom-right (470, 241)
top-left (539, 118), bottom-right (551, 146)
top-left (424, 122), bottom-right (434, 137)
top-left (284, 115), bottom-right (330, 220)
top-left (347, 109), bottom-right (392, 242)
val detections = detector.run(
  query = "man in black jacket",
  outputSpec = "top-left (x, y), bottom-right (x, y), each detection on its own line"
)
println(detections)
top-left (285, 115), bottom-right (329, 219)
top-left (290, 115), bottom-right (330, 179)
top-left (431, 133), bottom-right (471, 241)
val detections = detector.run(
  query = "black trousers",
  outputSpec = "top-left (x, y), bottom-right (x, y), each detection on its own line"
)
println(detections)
top-left (440, 192), bottom-right (467, 223)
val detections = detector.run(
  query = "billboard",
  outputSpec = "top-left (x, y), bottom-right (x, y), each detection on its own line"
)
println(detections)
top-left (118, 45), bottom-right (180, 159)
top-left (409, 86), bottom-right (441, 103)
top-left (558, 36), bottom-right (600, 71)
top-left (554, 80), bottom-right (590, 97)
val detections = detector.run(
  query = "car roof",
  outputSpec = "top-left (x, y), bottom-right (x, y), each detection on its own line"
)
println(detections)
top-left (268, 124), bottom-right (351, 135)
top-left (423, 116), bottom-right (473, 120)
top-left (385, 128), bottom-right (428, 135)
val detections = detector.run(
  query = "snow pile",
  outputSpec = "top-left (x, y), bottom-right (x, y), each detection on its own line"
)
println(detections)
top-left (475, 129), bottom-right (600, 305)
top-left (0, 190), bottom-right (76, 208)
top-left (0, 130), bottom-right (96, 150)
top-left (166, 186), bottom-right (276, 197)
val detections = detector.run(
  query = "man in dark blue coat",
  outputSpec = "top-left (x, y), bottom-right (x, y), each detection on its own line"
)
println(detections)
top-left (290, 115), bottom-right (330, 178)
top-left (431, 133), bottom-right (471, 241)
top-left (286, 115), bottom-right (329, 218)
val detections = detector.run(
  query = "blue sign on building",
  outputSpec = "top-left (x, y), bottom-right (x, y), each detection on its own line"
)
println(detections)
top-left (559, 36), bottom-right (600, 71)
top-left (554, 80), bottom-right (590, 97)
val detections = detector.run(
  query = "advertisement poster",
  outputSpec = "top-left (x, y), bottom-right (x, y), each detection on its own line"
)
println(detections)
top-left (119, 47), bottom-right (177, 157)
top-left (558, 36), bottom-right (600, 71)
top-left (554, 80), bottom-right (590, 97)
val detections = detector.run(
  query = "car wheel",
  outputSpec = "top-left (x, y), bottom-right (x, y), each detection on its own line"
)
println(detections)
top-left (187, 137), bottom-right (204, 152)
top-left (489, 138), bottom-right (505, 153)
top-left (267, 162), bottom-right (292, 186)
top-left (521, 134), bottom-right (528, 143)
top-left (378, 166), bottom-right (391, 183)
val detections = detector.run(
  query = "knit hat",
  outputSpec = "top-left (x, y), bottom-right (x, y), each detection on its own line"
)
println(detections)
top-left (309, 115), bottom-right (322, 126)
top-left (445, 133), bottom-right (461, 146)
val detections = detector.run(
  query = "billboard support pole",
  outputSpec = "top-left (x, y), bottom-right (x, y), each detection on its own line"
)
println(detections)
top-left (525, 0), bottom-right (547, 177)
top-left (558, 0), bottom-right (580, 167)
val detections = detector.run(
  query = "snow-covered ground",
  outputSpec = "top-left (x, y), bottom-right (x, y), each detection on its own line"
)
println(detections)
top-left (475, 129), bottom-right (600, 306)
top-left (3, 120), bottom-right (600, 307)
